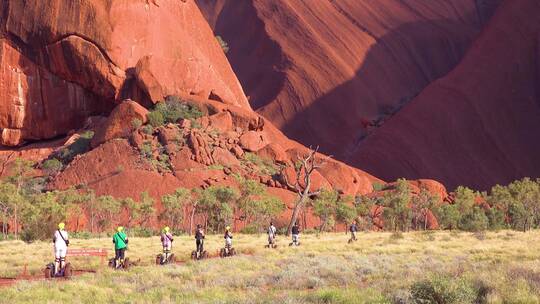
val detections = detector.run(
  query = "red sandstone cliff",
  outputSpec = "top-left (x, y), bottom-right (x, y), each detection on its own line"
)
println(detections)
top-left (352, 0), bottom-right (540, 190)
top-left (197, 0), bottom-right (501, 162)
top-left (0, 0), bottom-right (249, 146)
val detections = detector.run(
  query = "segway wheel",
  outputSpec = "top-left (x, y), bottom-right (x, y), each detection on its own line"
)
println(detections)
top-left (63, 263), bottom-right (73, 278)
top-left (123, 258), bottom-right (131, 269)
top-left (169, 254), bottom-right (176, 264)
top-left (229, 248), bottom-right (236, 256)
top-left (219, 248), bottom-right (225, 258)
top-left (156, 254), bottom-right (162, 265)
top-left (108, 258), bottom-right (116, 268)
top-left (44, 263), bottom-right (54, 279)
top-left (202, 251), bottom-right (209, 259)
top-left (191, 251), bottom-right (197, 260)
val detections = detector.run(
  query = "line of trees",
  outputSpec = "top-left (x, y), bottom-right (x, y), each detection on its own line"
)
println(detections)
top-left (355, 178), bottom-right (540, 232)
top-left (1, 157), bottom-right (539, 241)
top-left (0, 161), bottom-right (287, 241)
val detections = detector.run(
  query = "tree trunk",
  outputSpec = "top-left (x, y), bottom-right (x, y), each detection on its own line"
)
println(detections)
top-left (14, 205), bottom-right (18, 240)
top-left (189, 207), bottom-right (196, 236)
top-left (287, 195), bottom-right (305, 236)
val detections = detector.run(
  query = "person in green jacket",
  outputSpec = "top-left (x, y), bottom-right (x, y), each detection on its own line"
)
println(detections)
top-left (112, 226), bottom-right (128, 268)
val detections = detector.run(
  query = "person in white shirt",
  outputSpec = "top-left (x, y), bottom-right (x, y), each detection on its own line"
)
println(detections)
top-left (267, 221), bottom-right (277, 247)
top-left (53, 222), bottom-right (69, 275)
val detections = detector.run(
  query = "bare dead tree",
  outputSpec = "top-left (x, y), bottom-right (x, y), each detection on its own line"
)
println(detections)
top-left (281, 146), bottom-right (329, 236)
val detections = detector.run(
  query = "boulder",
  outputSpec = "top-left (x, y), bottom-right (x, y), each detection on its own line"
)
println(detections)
top-left (91, 100), bottom-right (148, 148)
top-left (239, 131), bottom-right (270, 152)
top-left (256, 143), bottom-right (289, 164)
top-left (208, 111), bottom-right (233, 133)
top-left (212, 147), bottom-right (240, 167)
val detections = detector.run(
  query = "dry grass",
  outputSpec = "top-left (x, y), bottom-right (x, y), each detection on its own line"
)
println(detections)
top-left (1, 230), bottom-right (540, 303)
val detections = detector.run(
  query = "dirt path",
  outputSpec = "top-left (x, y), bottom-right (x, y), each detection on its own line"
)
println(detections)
top-left (0, 269), bottom-right (96, 288)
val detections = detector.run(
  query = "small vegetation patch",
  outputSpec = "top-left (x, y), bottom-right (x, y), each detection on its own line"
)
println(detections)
top-left (242, 152), bottom-right (278, 175)
top-left (215, 35), bottom-right (229, 53)
top-left (54, 131), bottom-right (94, 164)
top-left (146, 96), bottom-right (203, 128)
top-left (41, 158), bottom-right (63, 175)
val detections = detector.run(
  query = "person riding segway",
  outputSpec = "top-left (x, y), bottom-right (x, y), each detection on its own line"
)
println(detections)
top-left (110, 226), bottom-right (130, 269)
top-left (265, 221), bottom-right (277, 248)
top-left (348, 220), bottom-right (358, 244)
top-left (191, 224), bottom-right (208, 260)
top-left (156, 226), bottom-right (175, 265)
top-left (45, 222), bottom-right (72, 278)
top-left (220, 226), bottom-right (236, 257)
top-left (289, 222), bottom-right (301, 246)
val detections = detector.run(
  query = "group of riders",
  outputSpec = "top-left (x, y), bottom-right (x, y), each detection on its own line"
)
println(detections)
top-left (51, 220), bottom-right (360, 274)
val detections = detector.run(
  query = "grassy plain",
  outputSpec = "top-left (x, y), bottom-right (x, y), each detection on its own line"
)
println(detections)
top-left (1, 230), bottom-right (540, 303)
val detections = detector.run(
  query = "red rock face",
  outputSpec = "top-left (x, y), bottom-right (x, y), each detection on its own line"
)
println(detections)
top-left (0, 41), bottom-right (108, 146)
top-left (197, 0), bottom-right (500, 161)
top-left (0, 0), bottom-right (249, 145)
top-left (352, 0), bottom-right (540, 191)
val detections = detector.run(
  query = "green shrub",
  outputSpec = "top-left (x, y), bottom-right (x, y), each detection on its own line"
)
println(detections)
top-left (215, 35), bottom-right (229, 53)
top-left (141, 124), bottom-right (154, 135)
top-left (56, 131), bottom-right (94, 163)
top-left (42, 158), bottom-right (63, 175)
top-left (131, 118), bottom-right (143, 130)
top-left (372, 182), bottom-right (386, 192)
top-left (140, 141), bottom-right (153, 158)
top-left (410, 275), bottom-right (479, 304)
top-left (146, 96), bottom-right (204, 128)
top-left (147, 111), bottom-right (165, 127)
top-left (243, 152), bottom-right (278, 175)
top-left (240, 224), bottom-right (258, 234)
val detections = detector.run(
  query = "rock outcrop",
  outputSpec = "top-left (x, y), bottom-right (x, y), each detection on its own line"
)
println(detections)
top-left (351, 0), bottom-right (540, 191)
top-left (0, 0), bottom-right (248, 146)
top-left (197, 0), bottom-right (501, 161)
top-left (91, 100), bottom-right (148, 148)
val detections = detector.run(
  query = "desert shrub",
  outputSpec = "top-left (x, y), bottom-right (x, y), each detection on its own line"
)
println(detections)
top-left (147, 110), bottom-right (165, 127)
top-left (243, 152), bottom-right (278, 175)
top-left (56, 131), bottom-right (94, 163)
top-left (131, 118), bottom-right (143, 130)
top-left (146, 96), bottom-right (203, 128)
top-left (42, 158), bottom-right (63, 175)
top-left (240, 224), bottom-right (259, 234)
top-left (141, 124), bottom-right (154, 135)
top-left (215, 35), bottom-right (229, 53)
top-left (410, 275), bottom-right (479, 304)
top-left (140, 141), bottom-right (153, 158)
top-left (372, 182), bottom-right (386, 192)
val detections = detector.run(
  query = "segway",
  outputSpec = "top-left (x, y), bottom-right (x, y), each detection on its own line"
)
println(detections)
top-left (265, 236), bottom-right (278, 248)
top-left (108, 257), bottom-right (131, 270)
top-left (156, 253), bottom-right (176, 265)
top-left (289, 236), bottom-right (301, 246)
top-left (44, 261), bottom-right (72, 278)
top-left (219, 245), bottom-right (236, 258)
top-left (191, 240), bottom-right (208, 260)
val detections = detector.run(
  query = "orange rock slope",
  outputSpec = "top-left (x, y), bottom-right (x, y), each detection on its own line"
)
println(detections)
top-left (352, 0), bottom-right (540, 190)
top-left (0, 0), bottom-right (456, 231)
top-left (0, 0), bottom-right (248, 146)
top-left (197, 0), bottom-right (501, 161)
